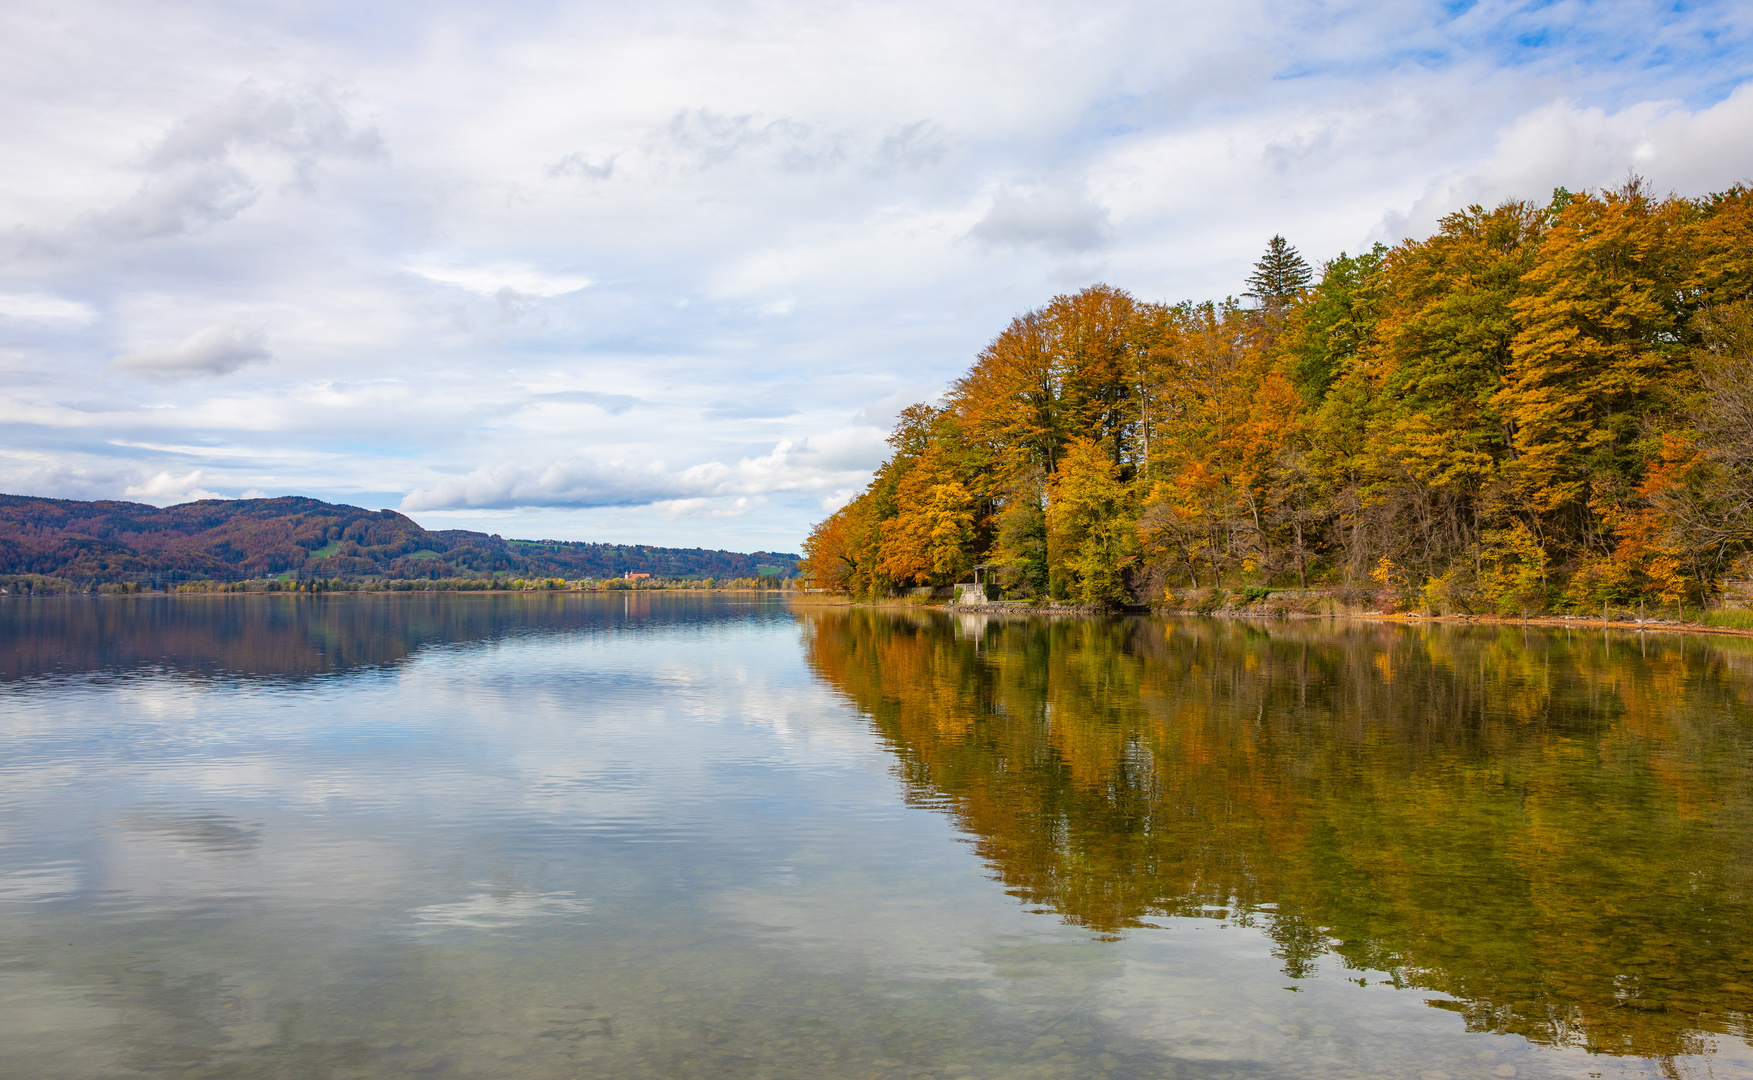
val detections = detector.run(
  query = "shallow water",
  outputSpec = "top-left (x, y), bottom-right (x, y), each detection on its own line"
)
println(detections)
top-left (2, 594), bottom-right (1751, 1079)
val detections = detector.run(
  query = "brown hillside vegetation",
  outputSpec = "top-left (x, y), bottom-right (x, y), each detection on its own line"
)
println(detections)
top-left (801, 180), bottom-right (1753, 614)
top-left (0, 494), bottom-right (798, 586)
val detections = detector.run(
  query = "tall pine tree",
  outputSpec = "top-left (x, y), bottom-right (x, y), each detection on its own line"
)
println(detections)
top-left (1245, 235), bottom-right (1312, 309)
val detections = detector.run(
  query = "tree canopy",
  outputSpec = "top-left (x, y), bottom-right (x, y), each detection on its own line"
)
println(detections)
top-left (802, 180), bottom-right (1753, 613)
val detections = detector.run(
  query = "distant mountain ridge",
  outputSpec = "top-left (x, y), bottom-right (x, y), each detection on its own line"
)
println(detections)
top-left (0, 494), bottom-right (799, 585)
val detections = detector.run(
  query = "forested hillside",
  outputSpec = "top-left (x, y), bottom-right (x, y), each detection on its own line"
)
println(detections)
top-left (802, 180), bottom-right (1753, 612)
top-left (0, 494), bottom-right (797, 585)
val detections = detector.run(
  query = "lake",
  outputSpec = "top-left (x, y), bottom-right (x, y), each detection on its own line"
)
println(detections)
top-left (2, 593), bottom-right (1751, 1080)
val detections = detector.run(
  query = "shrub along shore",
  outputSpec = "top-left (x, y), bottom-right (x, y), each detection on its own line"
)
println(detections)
top-left (797, 587), bottom-right (1753, 636)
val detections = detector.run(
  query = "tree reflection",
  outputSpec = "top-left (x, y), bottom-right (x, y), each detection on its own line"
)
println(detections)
top-left (801, 609), bottom-right (1753, 1061)
top-left (0, 591), bottom-right (725, 681)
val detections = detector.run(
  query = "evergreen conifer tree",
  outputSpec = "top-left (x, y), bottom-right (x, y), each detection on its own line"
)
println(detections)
top-left (1245, 235), bottom-right (1312, 308)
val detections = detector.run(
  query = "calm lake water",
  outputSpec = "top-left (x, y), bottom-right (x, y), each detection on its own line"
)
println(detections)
top-left (3, 594), bottom-right (1752, 1080)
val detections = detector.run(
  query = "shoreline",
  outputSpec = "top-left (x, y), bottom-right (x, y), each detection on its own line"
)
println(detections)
top-left (791, 594), bottom-right (1753, 638)
top-left (1192, 609), bottom-right (1753, 639)
top-left (0, 586), bottom-right (798, 599)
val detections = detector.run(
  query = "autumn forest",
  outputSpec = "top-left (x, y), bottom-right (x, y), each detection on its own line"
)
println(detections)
top-left (801, 180), bottom-right (1753, 614)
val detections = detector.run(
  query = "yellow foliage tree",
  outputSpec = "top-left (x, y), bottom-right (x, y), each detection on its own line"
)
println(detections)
top-left (1047, 437), bottom-right (1136, 605)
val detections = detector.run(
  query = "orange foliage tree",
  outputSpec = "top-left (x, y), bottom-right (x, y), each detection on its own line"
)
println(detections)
top-left (804, 180), bottom-right (1753, 611)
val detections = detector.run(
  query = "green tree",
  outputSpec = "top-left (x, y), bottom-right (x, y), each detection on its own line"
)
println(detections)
top-left (1245, 235), bottom-right (1313, 311)
top-left (1283, 245), bottom-right (1385, 405)
top-left (992, 466), bottom-right (1049, 597)
top-left (1047, 438), bottom-right (1136, 605)
top-left (1495, 181), bottom-right (1690, 533)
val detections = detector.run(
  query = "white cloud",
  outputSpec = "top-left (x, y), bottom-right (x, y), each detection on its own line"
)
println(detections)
top-left (1390, 85), bottom-right (1753, 239)
top-left (0, 292), bottom-right (97, 323)
top-left (123, 469), bottom-right (225, 503)
top-left (968, 183), bottom-right (1111, 253)
top-left (780, 425), bottom-right (890, 473)
top-left (656, 495), bottom-right (754, 519)
top-left (145, 82), bottom-right (383, 173)
top-left (852, 384), bottom-right (941, 430)
top-left (547, 151), bottom-right (617, 180)
top-left (0, 452), bottom-right (138, 501)
top-left (2, 0), bottom-right (1751, 548)
top-left (18, 82), bottom-right (385, 249)
top-left (406, 259), bottom-right (592, 297)
top-left (400, 457), bottom-right (690, 511)
top-left (110, 321), bottom-right (270, 378)
top-left (85, 162), bottom-right (258, 241)
top-left (819, 488), bottom-right (860, 512)
top-left (401, 429), bottom-right (886, 512)
top-left (875, 120), bottom-right (951, 174)
top-left (661, 108), bottom-right (844, 173)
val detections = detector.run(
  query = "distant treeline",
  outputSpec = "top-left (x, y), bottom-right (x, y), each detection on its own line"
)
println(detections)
top-left (802, 180), bottom-right (1753, 613)
top-left (0, 574), bottom-right (794, 596)
top-left (0, 494), bottom-right (798, 586)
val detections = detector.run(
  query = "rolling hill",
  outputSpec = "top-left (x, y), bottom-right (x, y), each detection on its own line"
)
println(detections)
top-left (0, 494), bottom-right (799, 585)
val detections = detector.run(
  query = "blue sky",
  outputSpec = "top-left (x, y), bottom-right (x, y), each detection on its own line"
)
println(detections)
top-left (1, 0), bottom-right (1750, 552)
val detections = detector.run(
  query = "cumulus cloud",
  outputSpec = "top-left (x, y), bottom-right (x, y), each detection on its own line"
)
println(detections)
top-left (968, 184), bottom-right (1111, 253)
top-left (401, 458), bottom-right (689, 511)
top-left (401, 430), bottom-right (888, 512)
top-left (1390, 85), bottom-right (1753, 239)
top-left (110, 322), bottom-right (271, 379)
top-left (656, 496), bottom-right (754, 519)
top-left (49, 83), bottom-right (383, 247)
top-left (672, 433), bottom-right (889, 500)
top-left (0, 454), bottom-right (138, 501)
top-left (852, 385), bottom-right (941, 431)
top-left (86, 163), bottom-right (258, 241)
top-left (124, 469), bottom-right (225, 503)
top-left (4, 0), bottom-right (1753, 547)
top-left (779, 426), bottom-right (889, 473)
top-left (145, 82), bottom-right (383, 174)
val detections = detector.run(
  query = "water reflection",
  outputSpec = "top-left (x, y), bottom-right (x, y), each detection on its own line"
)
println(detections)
top-left (802, 609), bottom-right (1753, 1062)
top-left (115, 805), bottom-right (263, 854)
top-left (5, 595), bottom-right (1752, 1080)
top-left (0, 591), bottom-right (744, 681)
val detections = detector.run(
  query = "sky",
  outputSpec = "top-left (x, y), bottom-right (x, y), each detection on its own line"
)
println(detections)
top-left (2, 0), bottom-right (1751, 553)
